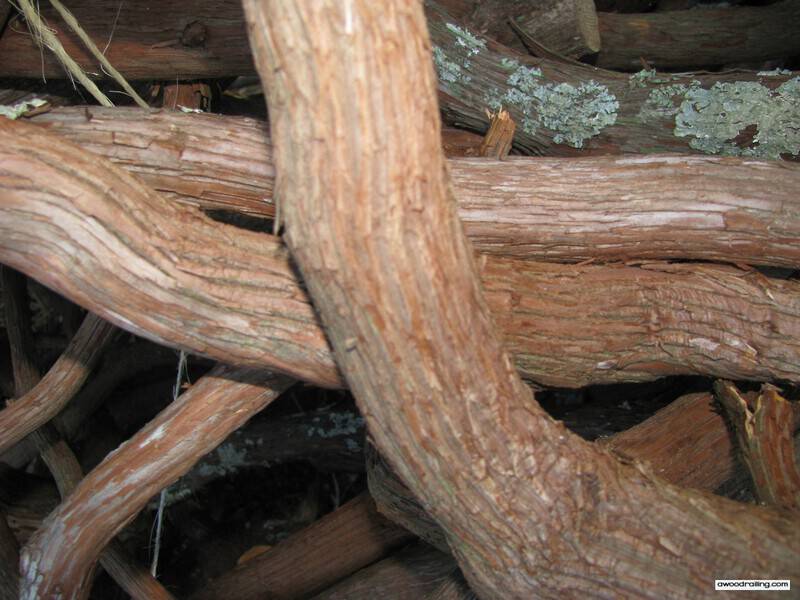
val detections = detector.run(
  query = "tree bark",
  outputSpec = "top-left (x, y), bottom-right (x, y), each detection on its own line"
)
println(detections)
top-left (427, 1), bottom-right (800, 158)
top-left (0, 0), bottom-right (253, 79)
top-left (596, 0), bottom-right (800, 71)
top-left (512, 0), bottom-right (601, 59)
top-left (3, 268), bottom-right (174, 600)
top-left (244, 2), bottom-right (799, 598)
top-left (0, 313), bottom-right (117, 455)
top-left (192, 492), bottom-right (414, 600)
top-left (30, 107), bottom-right (800, 266)
top-left (4, 118), bottom-right (800, 390)
top-left (310, 542), bottom-right (457, 600)
top-left (21, 365), bottom-right (291, 598)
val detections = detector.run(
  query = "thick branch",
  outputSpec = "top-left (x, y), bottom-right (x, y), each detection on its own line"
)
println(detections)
top-left (192, 492), bottom-right (414, 600)
top-left (21, 366), bottom-right (292, 598)
top-left (0, 0), bottom-right (253, 79)
top-left (245, 2), bottom-right (799, 598)
top-left (4, 119), bottom-right (800, 390)
top-left (596, 0), bottom-right (800, 71)
top-left (427, 1), bottom-right (800, 158)
top-left (31, 107), bottom-right (800, 266)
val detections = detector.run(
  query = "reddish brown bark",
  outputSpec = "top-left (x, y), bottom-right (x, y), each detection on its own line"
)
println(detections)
top-left (21, 365), bottom-right (291, 598)
top-left (0, 0), bottom-right (253, 79)
top-left (3, 268), bottom-right (174, 600)
top-left (0, 313), bottom-right (117, 455)
top-left (715, 382), bottom-right (800, 511)
top-left (31, 108), bottom-right (800, 266)
top-left (596, 0), bottom-right (800, 70)
top-left (310, 542), bottom-right (457, 600)
top-left (3, 119), bottom-right (800, 390)
top-left (192, 492), bottom-right (414, 600)
top-left (244, 2), bottom-right (799, 598)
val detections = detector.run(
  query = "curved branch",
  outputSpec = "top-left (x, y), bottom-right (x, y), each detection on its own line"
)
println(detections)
top-left (21, 365), bottom-right (292, 598)
top-left (3, 118), bottom-right (800, 390)
top-left (244, 2), bottom-right (799, 598)
top-left (0, 313), bottom-right (117, 455)
top-left (31, 107), bottom-right (800, 266)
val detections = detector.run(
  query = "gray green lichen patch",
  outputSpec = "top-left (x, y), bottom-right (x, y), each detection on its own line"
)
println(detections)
top-left (433, 46), bottom-right (469, 84)
top-left (757, 68), bottom-right (792, 77)
top-left (638, 83), bottom-right (695, 120)
top-left (434, 25), bottom-right (618, 147)
top-left (674, 78), bottom-right (800, 159)
top-left (445, 23), bottom-right (486, 57)
top-left (491, 58), bottom-right (618, 147)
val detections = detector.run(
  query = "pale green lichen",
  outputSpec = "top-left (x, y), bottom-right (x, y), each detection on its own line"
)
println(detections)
top-left (437, 21), bottom-right (618, 147)
top-left (445, 23), bottom-right (486, 57)
top-left (638, 83), bottom-right (694, 120)
top-left (0, 98), bottom-right (46, 120)
top-left (757, 68), bottom-right (792, 77)
top-left (674, 77), bottom-right (800, 159)
top-left (628, 69), bottom-right (657, 89)
top-left (498, 65), bottom-right (618, 147)
top-left (433, 46), bottom-right (469, 84)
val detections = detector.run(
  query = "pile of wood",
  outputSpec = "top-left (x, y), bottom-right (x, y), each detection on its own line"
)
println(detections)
top-left (0, 0), bottom-right (798, 598)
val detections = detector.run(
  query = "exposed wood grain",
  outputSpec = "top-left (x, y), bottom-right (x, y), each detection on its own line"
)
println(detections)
top-left (0, 0), bottom-right (253, 79)
top-left (715, 382), bottom-right (800, 511)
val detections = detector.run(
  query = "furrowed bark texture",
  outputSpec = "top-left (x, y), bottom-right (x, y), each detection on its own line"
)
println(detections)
top-left (21, 365), bottom-right (291, 598)
top-left (0, 313), bottom-right (117, 455)
top-left (29, 108), bottom-right (800, 267)
top-left (4, 118), bottom-right (800, 389)
top-left (596, 0), bottom-right (800, 70)
top-left (244, 1), bottom-right (799, 598)
top-left (3, 269), bottom-right (173, 600)
top-left (192, 492), bottom-right (414, 600)
top-left (0, 0), bottom-right (253, 79)
top-left (426, 1), bottom-right (800, 158)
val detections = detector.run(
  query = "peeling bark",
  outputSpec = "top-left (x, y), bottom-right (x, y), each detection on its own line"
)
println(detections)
top-left (715, 381), bottom-right (800, 511)
top-left (3, 268), bottom-right (173, 600)
top-left (244, 2), bottom-right (800, 598)
top-left (3, 119), bottom-right (800, 390)
top-left (31, 107), bottom-right (800, 266)
top-left (21, 365), bottom-right (291, 598)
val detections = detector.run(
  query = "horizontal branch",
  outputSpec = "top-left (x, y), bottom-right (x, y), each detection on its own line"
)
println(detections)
top-left (426, 1), bottom-right (800, 158)
top-left (596, 0), bottom-right (800, 70)
top-left (32, 107), bottom-right (800, 266)
top-left (0, 0), bottom-right (253, 79)
top-left (3, 119), bottom-right (800, 388)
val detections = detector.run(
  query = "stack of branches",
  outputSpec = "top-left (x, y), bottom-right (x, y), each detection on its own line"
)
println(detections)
top-left (0, 0), bottom-right (798, 598)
